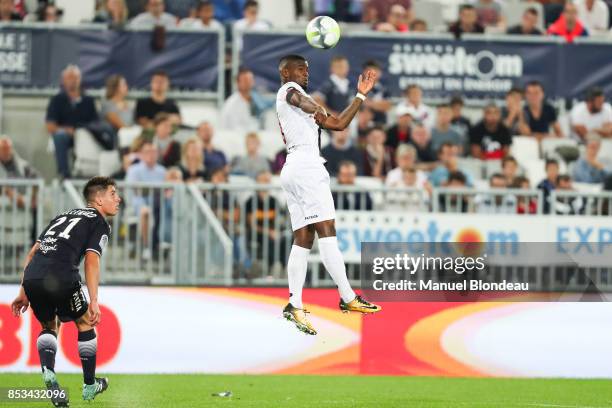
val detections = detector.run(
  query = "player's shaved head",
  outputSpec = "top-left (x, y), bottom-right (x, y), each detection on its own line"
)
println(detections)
top-left (279, 54), bottom-right (309, 88)
top-left (83, 176), bottom-right (117, 203)
top-left (279, 54), bottom-right (306, 71)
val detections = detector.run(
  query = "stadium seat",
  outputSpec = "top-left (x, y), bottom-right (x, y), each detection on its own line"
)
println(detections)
top-left (484, 159), bottom-right (502, 179)
top-left (412, 0), bottom-right (445, 31)
top-left (524, 158), bottom-right (546, 187)
top-left (73, 129), bottom-right (103, 177)
top-left (99, 151), bottom-right (121, 177)
top-left (458, 157), bottom-right (484, 180)
top-left (598, 140), bottom-right (612, 162)
top-left (180, 104), bottom-right (220, 128)
top-left (257, 0), bottom-right (296, 27)
top-left (511, 136), bottom-right (540, 165)
top-left (353, 176), bottom-right (384, 208)
top-left (503, 1), bottom-right (545, 31)
top-left (540, 137), bottom-right (578, 160)
top-left (118, 126), bottom-right (142, 150)
top-left (56, 0), bottom-right (95, 24)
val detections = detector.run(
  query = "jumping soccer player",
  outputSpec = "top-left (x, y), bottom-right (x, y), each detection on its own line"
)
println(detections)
top-left (277, 54), bottom-right (382, 335)
top-left (11, 176), bottom-right (120, 406)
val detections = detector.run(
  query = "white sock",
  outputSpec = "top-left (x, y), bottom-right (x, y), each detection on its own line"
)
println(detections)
top-left (318, 236), bottom-right (356, 303)
top-left (287, 245), bottom-right (310, 308)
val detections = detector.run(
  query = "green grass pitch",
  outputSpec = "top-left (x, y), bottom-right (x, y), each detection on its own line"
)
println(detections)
top-left (1, 374), bottom-right (611, 407)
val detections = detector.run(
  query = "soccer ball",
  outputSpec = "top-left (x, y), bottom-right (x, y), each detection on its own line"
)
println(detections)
top-left (306, 16), bottom-right (341, 49)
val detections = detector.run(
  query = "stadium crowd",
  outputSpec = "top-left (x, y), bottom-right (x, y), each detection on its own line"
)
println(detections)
top-left (3, 0), bottom-right (612, 40)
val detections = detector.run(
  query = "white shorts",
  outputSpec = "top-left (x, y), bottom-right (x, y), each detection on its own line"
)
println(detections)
top-left (280, 156), bottom-right (335, 231)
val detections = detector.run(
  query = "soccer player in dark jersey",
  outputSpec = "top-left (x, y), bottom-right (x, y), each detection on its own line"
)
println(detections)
top-left (11, 176), bottom-right (120, 406)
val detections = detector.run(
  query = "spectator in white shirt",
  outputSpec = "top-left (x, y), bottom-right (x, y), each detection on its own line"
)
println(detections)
top-left (570, 87), bottom-right (612, 141)
top-left (130, 0), bottom-right (176, 29)
top-left (475, 173), bottom-right (517, 214)
top-left (385, 144), bottom-right (429, 188)
top-left (234, 0), bottom-right (270, 31)
top-left (179, 0), bottom-right (223, 30)
top-left (221, 68), bottom-right (272, 130)
top-left (396, 84), bottom-right (435, 130)
top-left (575, 0), bottom-right (609, 33)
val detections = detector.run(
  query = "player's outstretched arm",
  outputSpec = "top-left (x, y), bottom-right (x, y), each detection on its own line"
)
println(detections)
top-left (11, 242), bottom-right (39, 317)
top-left (318, 70), bottom-right (378, 131)
top-left (84, 252), bottom-right (102, 326)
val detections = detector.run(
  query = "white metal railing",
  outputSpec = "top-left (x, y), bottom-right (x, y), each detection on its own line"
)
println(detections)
top-left (0, 179), bottom-right (44, 281)
top-left (3, 179), bottom-right (612, 288)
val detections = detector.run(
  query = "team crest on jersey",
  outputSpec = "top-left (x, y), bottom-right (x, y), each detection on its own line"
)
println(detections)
top-left (99, 234), bottom-right (108, 250)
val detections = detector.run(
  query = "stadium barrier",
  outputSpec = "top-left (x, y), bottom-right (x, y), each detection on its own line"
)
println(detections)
top-left (0, 179), bottom-right (43, 281)
top-left (1, 285), bottom-right (611, 377)
top-left (1, 180), bottom-right (612, 289)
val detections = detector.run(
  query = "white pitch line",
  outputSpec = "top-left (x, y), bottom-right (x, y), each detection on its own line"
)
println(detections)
top-left (527, 403), bottom-right (609, 408)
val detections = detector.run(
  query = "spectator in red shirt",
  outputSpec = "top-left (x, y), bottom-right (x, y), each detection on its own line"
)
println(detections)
top-left (385, 106), bottom-right (412, 150)
top-left (469, 104), bottom-right (512, 160)
top-left (547, 2), bottom-right (589, 42)
top-left (375, 4), bottom-right (410, 32)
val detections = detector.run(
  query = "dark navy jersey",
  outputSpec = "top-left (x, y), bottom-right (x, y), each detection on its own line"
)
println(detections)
top-left (24, 207), bottom-right (111, 282)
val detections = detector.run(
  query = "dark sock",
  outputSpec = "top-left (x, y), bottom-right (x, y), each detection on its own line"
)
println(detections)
top-left (37, 330), bottom-right (57, 373)
top-left (78, 329), bottom-right (97, 385)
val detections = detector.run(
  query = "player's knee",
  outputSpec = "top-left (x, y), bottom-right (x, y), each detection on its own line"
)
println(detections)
top-left (315, 220), bottom-right (336, 238)
top-left (41, 319), bottom-right (59, 333)
top-left (75, 318), bottom-right (93, 332)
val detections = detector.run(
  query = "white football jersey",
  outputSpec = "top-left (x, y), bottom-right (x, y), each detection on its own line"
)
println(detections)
top-left (276, 81), bottom-right (321, 154)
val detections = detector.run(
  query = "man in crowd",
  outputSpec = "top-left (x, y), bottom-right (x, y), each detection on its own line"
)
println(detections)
top-left (126, 141), bottom-right (166, 259)
top-left (429, 143), bottom-right (474, 187)
top-left (575, 0), bottom-right (609, 34)
top-left (197, 122), bottom-right (227, 174)
top-left (221, 68), bottom-right (272, 131)
top-left (0, 0), bottom-right (22, 21)
top-left (547, 2), bottom-right (589, 42)
top-left (523, 81), bottom-right (563, 139)
top-left (314, 56), bottom-right (352, 116)
top-left (507, 7), bottom-right (543, 35)
top-left (375, 4), bottom-right (409, 32)
top-left (361, 60), bottom-right (392, 125)
top-left (396, 84), bottom-right (435, 130)
top-left (46, 65), bottom-right (98, 179)
top-left (431, 104), bottom-right (463, 154)
top-left (450, 96), bottom-right (471, 152)
top-left (470, 104), bottom-right (512, 160)
top-left (230, 132), bottom-right (271, 179)
top-left (179, 0), bottom-right (223, 29)
top-left (475, 173), bottom-right (517, 214)
top-left (332, 161), bottom-right (373, 211)
top-left (449, 4), bottom-right (484, 39)
top-left (570, 87), bottom-right (612, 140)
top-left (234, 0), bottom-right (270, 32)
top-left (135, 71), bottom-right (181, 129)
top-left (130, 0), bottom-right (177, 28)
top-left (573, 134), bottom-right (610, 183)
top-left (322, 128), bottom-right (364, 177)
top-left (385, 107), bottom-right (412, 150)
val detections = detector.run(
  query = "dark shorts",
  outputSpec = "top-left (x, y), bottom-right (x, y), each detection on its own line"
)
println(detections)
top-left (23, 279), bottom-right (88, 323)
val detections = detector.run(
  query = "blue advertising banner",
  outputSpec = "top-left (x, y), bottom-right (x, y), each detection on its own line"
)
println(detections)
top-left (240, 32), bottom-right (612, 98)
top-left (0, 26), bottom-right (220, 92)
top-left (241, 32), bottom-right (562, 99)
top-left (561, 41), bottom-right (612, 100)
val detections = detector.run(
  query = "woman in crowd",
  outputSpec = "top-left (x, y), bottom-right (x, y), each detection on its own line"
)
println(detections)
top-left (102, 74), bottom-right (133, 131)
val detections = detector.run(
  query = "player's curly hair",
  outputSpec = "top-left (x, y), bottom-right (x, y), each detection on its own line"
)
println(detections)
top-left (83, 176), bottom-right (116, 203)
